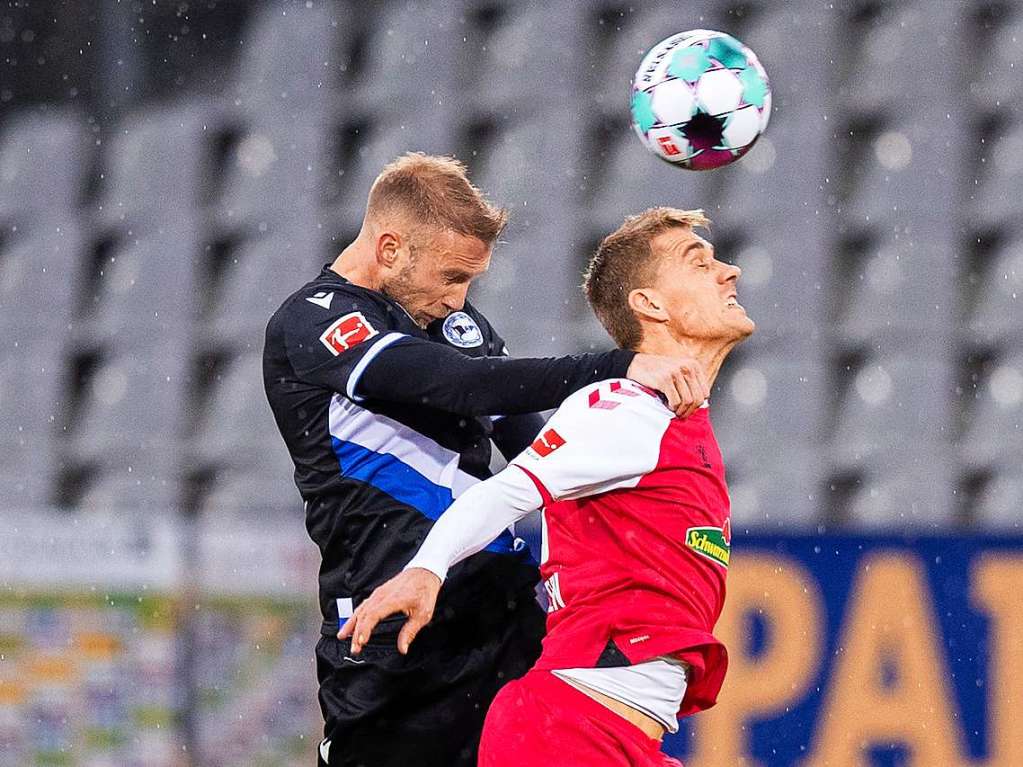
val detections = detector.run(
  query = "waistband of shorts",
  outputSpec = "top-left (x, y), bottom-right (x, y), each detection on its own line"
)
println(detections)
top-left (524, 669), bottom-right (664, 753)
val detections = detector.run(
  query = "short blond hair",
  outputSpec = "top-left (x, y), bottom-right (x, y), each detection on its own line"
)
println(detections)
top-left (583, 207), bottom-right (711, 349)
top-left (367, 152), bottom-right (508, 244)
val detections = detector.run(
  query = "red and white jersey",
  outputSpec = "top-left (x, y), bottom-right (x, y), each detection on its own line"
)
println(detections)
top-left (511, 378), bottom-right (731, 717)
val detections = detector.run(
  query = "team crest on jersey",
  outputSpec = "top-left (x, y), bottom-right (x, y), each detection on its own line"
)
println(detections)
top-left (686, 524), bottom-right (731, 568)
top-left (529, 428), bottom-right (566, 458)
top-left (319, 312), bottom-right (378, 356)
top-left (442, 311), bottom-right (483, 348)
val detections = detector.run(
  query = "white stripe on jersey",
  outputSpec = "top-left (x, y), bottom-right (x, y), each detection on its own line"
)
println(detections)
top-left (328, 394), bottom-right (479, 497)
top-left (345, 332), bottom-right (408, 402)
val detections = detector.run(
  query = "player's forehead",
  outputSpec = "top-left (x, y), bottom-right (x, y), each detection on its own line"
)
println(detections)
top-left (426, 229), bottom-right (492, 272)
top-left (651, 226), bottom-right (713, 259)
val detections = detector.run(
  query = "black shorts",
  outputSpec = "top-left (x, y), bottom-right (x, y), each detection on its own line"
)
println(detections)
top-left (315, 597), bottom-right (545, 767)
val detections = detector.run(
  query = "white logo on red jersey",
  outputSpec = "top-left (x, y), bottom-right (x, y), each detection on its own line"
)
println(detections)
top-left (319, 312), bottom-right (378, 356)
top-left (529, 428), bottom-right (566, 458)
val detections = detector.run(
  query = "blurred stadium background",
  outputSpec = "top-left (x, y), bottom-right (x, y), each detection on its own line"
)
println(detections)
top-left (0, 1), bottom-right (1021, 765)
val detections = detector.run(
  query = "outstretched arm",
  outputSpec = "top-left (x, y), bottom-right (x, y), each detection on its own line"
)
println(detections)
top-left (337, 465), bottom-right (543, 654)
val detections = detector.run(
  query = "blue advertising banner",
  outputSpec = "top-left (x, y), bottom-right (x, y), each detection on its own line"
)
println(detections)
top-left (667, 535), bottom-right (1023, 767)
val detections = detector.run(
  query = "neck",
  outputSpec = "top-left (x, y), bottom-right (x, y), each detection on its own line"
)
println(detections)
top-left (330, 234), bottom-right (381, 291)
top-left (635, 332), bottom-right (739, 391)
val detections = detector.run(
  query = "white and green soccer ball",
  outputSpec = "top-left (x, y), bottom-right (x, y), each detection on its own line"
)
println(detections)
top-left (631, 29), bottom-right (771, 170)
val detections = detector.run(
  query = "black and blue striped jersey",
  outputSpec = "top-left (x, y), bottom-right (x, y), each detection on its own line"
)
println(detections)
top-left (263, 265), bottom-right (634, 635)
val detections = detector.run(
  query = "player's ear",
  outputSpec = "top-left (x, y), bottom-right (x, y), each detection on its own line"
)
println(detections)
top-left (376, 231), bottom-right (402, 269)
top-left (628, 287), bottom-right (669, 323)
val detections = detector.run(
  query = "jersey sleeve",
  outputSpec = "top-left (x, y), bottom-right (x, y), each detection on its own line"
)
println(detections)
top-left (510, 379), bottom-right (672, 502)
top-left (281, 287), bottom-right (410, 400)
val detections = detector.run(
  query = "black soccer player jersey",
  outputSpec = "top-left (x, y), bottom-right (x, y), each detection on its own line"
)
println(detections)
top-left (263, 265), bottom-right (635, 636)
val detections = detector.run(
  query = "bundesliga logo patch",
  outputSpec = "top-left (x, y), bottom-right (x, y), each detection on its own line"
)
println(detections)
top-left (319, 312), bottom-right (378, 356)
top-left (685, 523), bottom-right (731, 568)
top-left (529, 428), bottom-right (566, 458)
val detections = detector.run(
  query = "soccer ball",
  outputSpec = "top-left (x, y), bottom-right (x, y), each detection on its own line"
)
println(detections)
top-left (631, 30), bottom-right (771, 171)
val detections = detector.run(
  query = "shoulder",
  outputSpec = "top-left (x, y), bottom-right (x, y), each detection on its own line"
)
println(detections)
top-left (272, 280), bottom-right (406, 334)
top-left (559, 378), bottom-right (672, 419)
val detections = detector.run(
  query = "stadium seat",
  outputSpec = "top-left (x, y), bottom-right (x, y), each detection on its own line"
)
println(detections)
top-left (95, 104), bottom-right (213, 224)
top-left (727, 449), bottom-right (822, 530)
top-left (206, 225), bottom-right (324, 349)
top-left (193, 353), bottom-right (295, 474)
top-left (231, 0), bottom-right (349, 115)
top-left (972, 120), bottom-right (1023, 229)
top-left (968, 235), bottom-right (1023, 347)
top-left (841, 3), bottom-right (960, 115)
top-left (843, 453), bottom-right (959, 530)
top-left (470, 1), bottom-right (596, 113)
top-left (197, 471), bottom-right (301, 519)
top-left (330, 112), bottom-right (460, 222)
top-left (712, 352), bottom-right (828, 469)
top-left (0, 218), bottom-right (86, 335)
top-left (832, 352), bottom-right (955, 469)
top-left (835, 235), bottom-right (957, 346)
top-left (970, 13), bottom-right (1023, 110)
top-left (217, 121), bottom-right (330, 224)
top-left (68, 348), bottom-right (191, 470)
top-left (0, 110), bottom-right (90, 220)
top-left (78, 221), bottom-right (202, 346)
top-left (589, 126), bottom-right (717, 234)
top-left (973, 464), bottom-right (1023, 531)
top-left (589, 2), bottom-right (722, 111)
top-left (77, 467), bottom-right (180, 513)
top-left (0, 341), bottom-right (66, 500)
top-left (960, 351), bottom-right (1023, 469)
top-left (350, 0), bottom-right (463, 112)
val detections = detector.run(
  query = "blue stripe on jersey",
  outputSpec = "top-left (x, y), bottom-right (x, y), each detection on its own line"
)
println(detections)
top-left (331, 436), bottom-right (517, 555)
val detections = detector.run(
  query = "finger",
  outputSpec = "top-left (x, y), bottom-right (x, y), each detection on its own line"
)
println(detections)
top-left (682, 365), bottom-right (709, 410)
top-left (337, 615), bottom-right (355, 641)
top-left (397, 615), bottom-right (427, 655)
top-left (660, 373), bottom-right (682, 413)
top-left (351, 608), bottom-right (385, 655)
top-left (672, 370), bottom-right (696, 418)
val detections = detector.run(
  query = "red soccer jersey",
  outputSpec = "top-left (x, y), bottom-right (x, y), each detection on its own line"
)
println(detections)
top-left (511, 378), bottom-right (731, 718)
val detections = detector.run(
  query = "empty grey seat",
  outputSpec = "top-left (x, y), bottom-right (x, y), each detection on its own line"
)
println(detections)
top-left (231, 0), bottom-right (349, 115)
top-left (836, 235), bottom-right (957, 346)
top-left (193, 353), bottom-right (294, 473)
top-left (842, 3), bottom-right (960, 114)
top-left (973, 465), bottom-right (1023, 532)
top-left (843, 452), bottom-right (958, 530)
top-left (77, 468), bottom-right (179, 513)
top-left (832, 353), bottom-right (954, 469)
top-left (0, 472), bottom-right (54, 508)
top-left (197, 471), bottom-right (300, 519)
top-left (968, 236), bottom-right (1023, 346)
top-left (589, 126), bottom-right (717, 234)
top-left (471, 1), bottom-right (596, 113)
top-left (352, 0), bottom-right (464, 112)
top-left (474, 110), bottom-right (583, 222)
top-left (331, 114), bottom-right (459, 221)
top-left (726, 448), bottom-right (822, 531)
top-left (0, 110), bottom-right (89, 219)
top-left (217, 122), bottom-right (329, 223)
top-left (961, 351), bottom-right (1023, 468)
top-left (0, 218), bottom-right (86, 335)
top-left (95, 105), bottom-right (213, 224)
top-left (712, 352), bottom-right (827, 468)
top-left (970, 14), bottom-right (1023, 110)
top-left (842, 114), bottom-right (961, 230)
top-left (591, 3), bottom-right (721, 112)
top-left (0, 341), bottom-right (66, 493)
top-left (972, 121), bottom-right (1023, 230)
top-left (79, 221), bottom-right (201, 346)
top-left (720, 222), bottom-right (829, 342)
top-left (207, 226), bottom-right (323, 350)
top-left (69, 349), bottom-right (191, 470)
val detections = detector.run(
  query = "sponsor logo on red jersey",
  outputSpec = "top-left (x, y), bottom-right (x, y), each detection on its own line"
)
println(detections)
top-left (319, 312), bottom-right (378, 356)
top-left (686, 526), bottom-right (731, 568)
top-left (529, 428), bottom-right (566, 458)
